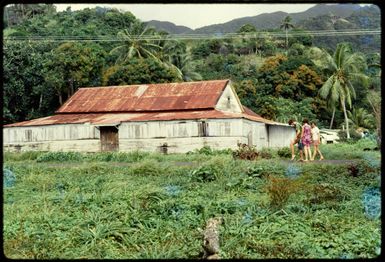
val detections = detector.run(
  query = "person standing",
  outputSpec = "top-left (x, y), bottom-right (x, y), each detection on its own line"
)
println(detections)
top-left (311, 121), bottom-right (324, 161)
top-left (301, 119), bottom-right (312, 162)
top-left (288, 119), bottom-right (303, 161)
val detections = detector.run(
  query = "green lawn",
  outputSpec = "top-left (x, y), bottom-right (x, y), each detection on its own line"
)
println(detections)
top-left (3, 139), bottom-right (381, 259)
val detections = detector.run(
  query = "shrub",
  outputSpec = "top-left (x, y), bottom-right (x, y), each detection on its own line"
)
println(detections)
top-left (277, 147), bottom-right (291, 158)
top-left (195, 145), bottom-right (214, 155)
top-left (266, 176), bottom-right (298, 209)
top-left (36, 152), bottom-right (83, 162)
top-left (232, 143), bottom-right (258, 160)
top-left (338, 130), bottom-right (362, 143)
top-left (259, 148), bottom-right (274, 159)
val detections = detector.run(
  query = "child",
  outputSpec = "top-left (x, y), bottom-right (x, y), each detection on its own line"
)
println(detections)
top-left (311, 121), bottom-right (324, 161)
top-left (288, 119), bottom-right (303, 161)
top-left (301, 119), bottom-right (312, 162)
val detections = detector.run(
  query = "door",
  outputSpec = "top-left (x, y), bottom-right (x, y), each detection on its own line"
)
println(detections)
top-left (100, 126), bottom-right (119, 151)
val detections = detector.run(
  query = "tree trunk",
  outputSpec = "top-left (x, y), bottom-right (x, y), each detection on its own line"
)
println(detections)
top-left (341, 100), bottom-right (350, 139)
top-left (58, 93), bottom-right (63, 105)
top-left (329, 107), bottom-right (335, 129)
top-left (285, 28), bottom-right (288, 50)
top-left (39, 93), bottom-right (43, 109)
top-left (69, 78), bottom-right (74, 96)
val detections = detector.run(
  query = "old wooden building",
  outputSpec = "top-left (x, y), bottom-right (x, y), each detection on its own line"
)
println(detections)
top-left (3, 80), bottom-right (294, 153)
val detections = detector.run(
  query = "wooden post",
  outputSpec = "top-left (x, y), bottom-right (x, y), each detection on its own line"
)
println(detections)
top-left (202, 217), bottom-right (222, 259)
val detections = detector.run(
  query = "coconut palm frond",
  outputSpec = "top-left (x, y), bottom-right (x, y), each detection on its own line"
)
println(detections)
top-left (319, 75), bottom-right (334, 99)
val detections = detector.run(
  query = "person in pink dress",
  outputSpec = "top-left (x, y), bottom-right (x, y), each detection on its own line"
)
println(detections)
top-left (301, 119), bottom-right (312, 162)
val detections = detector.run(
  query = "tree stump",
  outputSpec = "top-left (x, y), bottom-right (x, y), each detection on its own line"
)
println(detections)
top-left (202, 217), bottom-right (222, 259)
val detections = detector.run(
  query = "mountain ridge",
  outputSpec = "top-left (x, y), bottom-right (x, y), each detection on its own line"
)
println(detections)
top-left (145, 4), bottom-right (373, 34)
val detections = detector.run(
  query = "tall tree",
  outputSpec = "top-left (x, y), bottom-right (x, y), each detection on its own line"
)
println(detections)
top-left (110, 21), bottom-right (162, 64)
top-left (44, 42), bottom-right (106, 105)
top-left (280, 16), bottom-right (294, 50)
top-left (162, 40), bottom-right (202, 81)
top-left (318, 43), bottom-right (368, 138)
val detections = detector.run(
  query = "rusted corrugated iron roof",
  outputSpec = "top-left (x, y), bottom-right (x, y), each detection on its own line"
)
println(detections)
top-left (4, 109), bottom-right (283, 127)
top-left (242, 106), bottom-right (261, 117)
top-left (56, 80), bottom-right (230, 113)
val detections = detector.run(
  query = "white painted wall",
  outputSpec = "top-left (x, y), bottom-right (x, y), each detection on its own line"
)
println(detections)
top-left (268, 125), bottom-right (295, 148)
top-left (241, 119), bottom-right (268, 149)
top-left (215, 84), bottom-right (243, 113)
top-left (5, 140), bottom-right (100, 152)
top-left (118, 118), bottom-right (244, 139)
top-left (3, 123), bottom-right (99, 143)
top-left (3, 118), bottom-right (293, 153)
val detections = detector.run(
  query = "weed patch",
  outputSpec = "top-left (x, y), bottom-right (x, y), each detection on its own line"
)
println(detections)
top-left (3, 141), bottom-right (381, 259)
top-left (232, 143), bottom-right (259, 160)
top-left (37, 152), bottom-right (83, 162)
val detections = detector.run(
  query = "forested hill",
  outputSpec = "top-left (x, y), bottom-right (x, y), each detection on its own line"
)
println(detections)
top-left (3, 4), bottom-right (381, 141)
top-left (148, 4), bottom-right (375, 34)
top-left (146, 4), bottom-right (380, 52)
top-left (145, 20), bottom-right (193, 34)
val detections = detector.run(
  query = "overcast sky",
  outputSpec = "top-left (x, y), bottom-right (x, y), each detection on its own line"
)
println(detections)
top-left (54, 3), bottom-right (324, 29)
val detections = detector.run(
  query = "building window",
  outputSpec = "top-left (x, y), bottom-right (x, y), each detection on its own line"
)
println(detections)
top-left (198, 121), bottom-right (209, 137)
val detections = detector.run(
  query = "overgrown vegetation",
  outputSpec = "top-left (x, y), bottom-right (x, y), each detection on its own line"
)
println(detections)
top-left (3, 140), bottom-right (381, 259)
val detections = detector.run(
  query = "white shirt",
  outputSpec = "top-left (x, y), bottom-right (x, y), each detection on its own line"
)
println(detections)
top-left (311, 126), bottom-right (320, 141)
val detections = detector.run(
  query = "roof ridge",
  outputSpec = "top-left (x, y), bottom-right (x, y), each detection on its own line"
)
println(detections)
top-left (77, 79), bottom-right (230, 90)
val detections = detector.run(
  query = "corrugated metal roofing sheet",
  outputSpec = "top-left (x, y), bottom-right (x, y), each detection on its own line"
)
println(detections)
top-left (56, 80), bottom-right (230, 113)
top-left (4, 109), bottom-right (283, 127)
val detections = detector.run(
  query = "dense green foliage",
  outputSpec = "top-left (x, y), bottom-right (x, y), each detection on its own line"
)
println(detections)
top-left (3, 140), bottom-right (381, 259)
top-left (3, 4), bottom-right (380, 141)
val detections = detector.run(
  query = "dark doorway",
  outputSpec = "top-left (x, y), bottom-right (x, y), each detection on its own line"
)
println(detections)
top-left (100, 126), bottom-right (119, 152)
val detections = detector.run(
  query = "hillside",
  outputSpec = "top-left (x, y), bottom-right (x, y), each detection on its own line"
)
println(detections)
top-left (145, 20), bottom-right (193, 34)
top-left (147, 4), bottom-right (363, 34)
top-left (145, 4), bottom-right (380, 52)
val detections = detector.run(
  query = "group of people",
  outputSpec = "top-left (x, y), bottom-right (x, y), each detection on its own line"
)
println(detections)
top-left (288, 119), bottom-right (324, 162)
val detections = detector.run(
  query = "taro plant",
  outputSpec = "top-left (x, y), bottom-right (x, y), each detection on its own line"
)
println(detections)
top-left (189, 166), bottom-right (217, 182)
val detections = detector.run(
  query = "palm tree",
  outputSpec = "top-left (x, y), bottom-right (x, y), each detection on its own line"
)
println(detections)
top-left (318, 43), bottom-right (368, 139)
top-left (110, 21), bottom-right (162, 64)
top-left (171, 54), bottom-right (202, 81)
top-left (161, 39), bottom-right (201, 81)
top-left (347, 107), bottom-right (375, 130)
top-left (280, 16), bottom-right (294, 50)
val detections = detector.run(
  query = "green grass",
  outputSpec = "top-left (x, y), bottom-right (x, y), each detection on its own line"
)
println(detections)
top-left (3, 140), bottom-right (381, 259)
